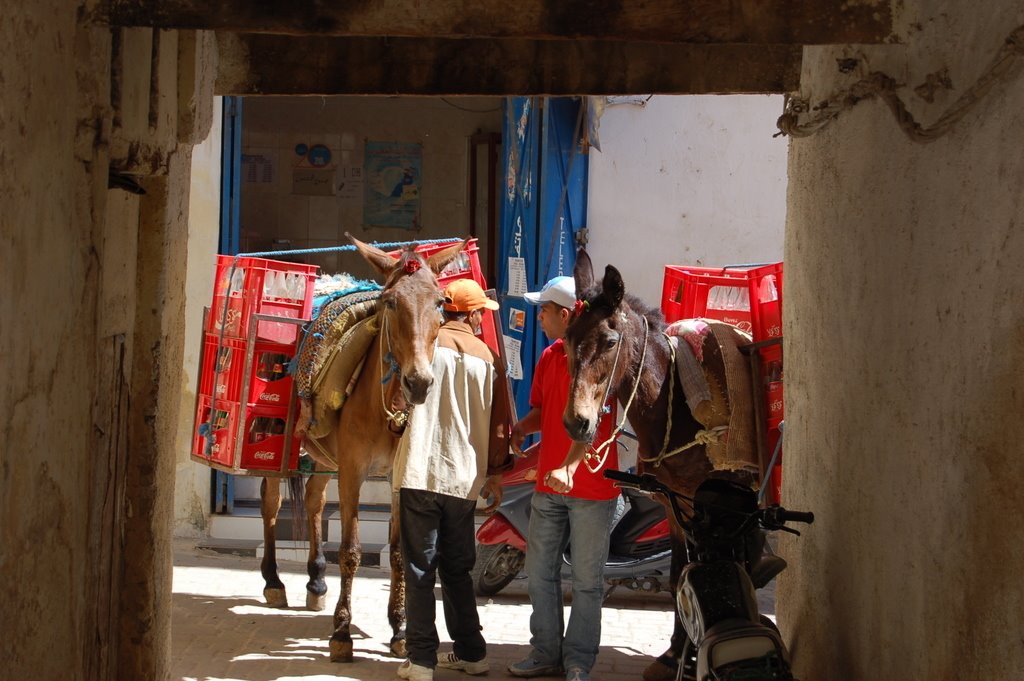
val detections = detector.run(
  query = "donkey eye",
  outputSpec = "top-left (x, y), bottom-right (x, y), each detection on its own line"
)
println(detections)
top-left (384, 297), bottom-right (397, 310)
top-left (605, 333), bottom-right (620, 350)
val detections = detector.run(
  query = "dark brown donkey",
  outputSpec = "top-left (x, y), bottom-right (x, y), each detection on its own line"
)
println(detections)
top-left (562, 250), bottom-right (757, 681)
top-left (259, 234), bottom-right (468, 663)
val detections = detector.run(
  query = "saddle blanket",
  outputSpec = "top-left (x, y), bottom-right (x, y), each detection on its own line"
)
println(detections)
top-left (665, 319), bottom-right (759, 475)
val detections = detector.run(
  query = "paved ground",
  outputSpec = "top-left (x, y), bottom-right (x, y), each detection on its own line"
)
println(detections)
top-left (171, 540), bottom-right (776, 681)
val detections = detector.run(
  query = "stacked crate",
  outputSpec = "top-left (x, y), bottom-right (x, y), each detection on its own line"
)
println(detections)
top-left (661, 263), bottom-right (784, 502)
top-left (191, 255), bottom-right (318, 476)
top-left (191, 241), bottom-right (492, 476)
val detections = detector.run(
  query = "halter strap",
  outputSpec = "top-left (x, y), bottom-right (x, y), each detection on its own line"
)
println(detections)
top-left (378, 312), bottom-right (410, 428)
top-left (584, 316), bottom-right (649, 473)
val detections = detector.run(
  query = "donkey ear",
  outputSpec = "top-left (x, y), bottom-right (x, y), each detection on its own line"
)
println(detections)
top-left (602, 265), bottom-right (625, 308)
top-left (346, 232), bottom-right (398, 277)
top-left (574, 248), bottom-right (595, 292)
top-left (426, 239), bottom-right (468, 275)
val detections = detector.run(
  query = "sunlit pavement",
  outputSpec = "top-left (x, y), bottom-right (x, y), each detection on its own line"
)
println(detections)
top-left (171, 540), bottom-right (686, 681)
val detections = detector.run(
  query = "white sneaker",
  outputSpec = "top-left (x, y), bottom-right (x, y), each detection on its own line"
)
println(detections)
top-left (398, 659), bottom-right (434, 681)
top-left (437, 652), bottom-right (490, 675)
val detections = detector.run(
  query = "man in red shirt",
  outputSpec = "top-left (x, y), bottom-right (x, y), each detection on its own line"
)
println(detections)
top-left (506, 276), bottom-right (620, 681)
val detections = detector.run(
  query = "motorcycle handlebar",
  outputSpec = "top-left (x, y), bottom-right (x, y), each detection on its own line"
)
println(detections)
top-left (770, 508), bottom-right (815, 525)
top-left (604, 470), bottom-right (661, 492)
top-left (606, 471), bottom-right (815, 529)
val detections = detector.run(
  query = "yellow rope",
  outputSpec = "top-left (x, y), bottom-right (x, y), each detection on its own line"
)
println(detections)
top-left (640, 425), bottom-right (729, 468)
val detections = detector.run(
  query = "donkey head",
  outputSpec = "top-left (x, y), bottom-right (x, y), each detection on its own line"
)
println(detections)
top-left (562, 249), bottom-right (637, 442)
top-left (347, 233), bottom-right (467, 405)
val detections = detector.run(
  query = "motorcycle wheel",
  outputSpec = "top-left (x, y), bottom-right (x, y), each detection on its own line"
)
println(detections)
top-left (472, 543), bottom-right (525, 596)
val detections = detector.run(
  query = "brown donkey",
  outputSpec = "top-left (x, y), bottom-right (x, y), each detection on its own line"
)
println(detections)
top-left (562, 250), bottom-right (758, 681)
top-left (258, 234), bottom-right (468, 662)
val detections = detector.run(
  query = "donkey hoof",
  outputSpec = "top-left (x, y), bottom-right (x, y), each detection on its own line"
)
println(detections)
top-left (389, 636), bottom-right (407, 658)
top-left (329, 639), bottom-right (354, 663)
top-left (306, 591), bottom-right (327, 611)
top-left (263, 587), bottom-right (288, 608)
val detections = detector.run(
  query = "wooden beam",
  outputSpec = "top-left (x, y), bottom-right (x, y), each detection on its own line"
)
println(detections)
top-left (215, 35), bottom-right (801, 96)
top-left (103, 0), bottom-right (893, 45)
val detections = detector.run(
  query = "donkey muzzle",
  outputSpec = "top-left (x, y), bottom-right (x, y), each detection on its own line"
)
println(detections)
top-left (402, 372), bottom-right (434, 405)
top-left (563, 414), bottom-right (597, 443)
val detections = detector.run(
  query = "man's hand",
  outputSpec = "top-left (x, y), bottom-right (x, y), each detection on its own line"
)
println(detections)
top-left (510, 421), bottom-right (527, 457)
top-left (544, 466), bottom-right (574, 494)
top-left (480, 475), bottom-right (504, 513)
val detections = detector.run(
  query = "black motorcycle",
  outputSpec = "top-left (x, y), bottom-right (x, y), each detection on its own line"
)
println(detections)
top-left (604, 470), bottom-right (814, 681)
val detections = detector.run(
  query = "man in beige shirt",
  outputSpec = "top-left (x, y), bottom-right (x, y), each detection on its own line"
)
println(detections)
top-left (395, 278), bottom-right (513, 681)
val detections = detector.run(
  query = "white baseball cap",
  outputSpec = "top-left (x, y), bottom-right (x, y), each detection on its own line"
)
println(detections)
top-left (523, 275), bottom-right (576, 309)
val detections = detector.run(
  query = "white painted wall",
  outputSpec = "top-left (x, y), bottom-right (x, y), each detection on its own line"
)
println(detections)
top-left (586, 95), bottom-right (788, 305)
top-left (173, 98), bottom-right (222, 536)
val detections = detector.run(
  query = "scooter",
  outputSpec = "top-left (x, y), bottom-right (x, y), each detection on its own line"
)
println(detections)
top-left (472, 444), bottom-right (673, 597)
top-left (604, 470), bottom-right (813, 681)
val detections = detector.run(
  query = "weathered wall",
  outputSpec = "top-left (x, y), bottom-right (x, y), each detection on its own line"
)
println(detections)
top-left (240, 96), bottom-right (502, 280)
top-left (587, 95), bottom-right (787, 303)
top-left (0, 1), bottom-right (215, 677)
top-left (0, 3), bottom-right (108, 679)
top-left (778, 2), bottom-right (1024, 679)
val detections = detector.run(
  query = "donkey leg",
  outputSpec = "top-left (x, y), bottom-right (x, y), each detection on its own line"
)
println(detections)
top-left (386, 497), bottom-right (407, 658)
top-left (305, 473), bottom-right (331, 611)
top-left (643, 528), bottom-right (688, 681)
top-left (329, 473), bottom-right (362, 662)
top-left (260, 477), bottom-right (288, 608)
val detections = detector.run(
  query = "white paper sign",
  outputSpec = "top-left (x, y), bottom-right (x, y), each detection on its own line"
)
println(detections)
top-left (507, 257), bottom-right (528, 297)
top-left (503, 336), bottom-right (524, 381)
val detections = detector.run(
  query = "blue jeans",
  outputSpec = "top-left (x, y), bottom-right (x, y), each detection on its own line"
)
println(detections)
top-left (526, 491), bottom-right (617, 672)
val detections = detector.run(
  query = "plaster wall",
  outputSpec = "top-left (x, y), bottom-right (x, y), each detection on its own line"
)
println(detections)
top-left (173, 98), bottom-right (222, 537)
top-left (778, 3), bottom-right (1024, 679)
top-left (587, 95), bottom-right (787, 304)
top-left (241, 96), bottom-right (503, 281)
top-left (2, 0), bottom-right (213, 673)
top-left (0, 3), bottom-right (105, 678)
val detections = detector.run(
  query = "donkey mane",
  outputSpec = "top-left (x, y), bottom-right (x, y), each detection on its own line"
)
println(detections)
top-left (578, 283), bottom-right (665, 332)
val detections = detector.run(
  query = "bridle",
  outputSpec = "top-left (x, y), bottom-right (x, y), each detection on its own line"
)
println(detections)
top-left (378, 310), bottom-right (410, 429)
top-left (581, 315), bottom-right (649, 473)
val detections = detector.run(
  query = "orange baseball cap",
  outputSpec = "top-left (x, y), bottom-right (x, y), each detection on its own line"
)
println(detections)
top-left (443, 279), bottom-right (500, 312)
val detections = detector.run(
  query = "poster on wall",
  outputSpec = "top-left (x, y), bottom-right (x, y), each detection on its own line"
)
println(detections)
top-left (292, 142), bottom-right (338, 196)
top-left (363, 141), bottom-right (422, 230)
top-left (242, 149), bottom-right (276, 184)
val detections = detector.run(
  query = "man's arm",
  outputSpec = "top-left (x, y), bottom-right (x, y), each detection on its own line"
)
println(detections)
top-left (510, 407), bottom-right (542, 456)
top-left (543, 440), bottom-right (589, 494)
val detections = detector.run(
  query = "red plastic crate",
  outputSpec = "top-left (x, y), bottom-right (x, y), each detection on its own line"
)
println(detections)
top-left (661, 263), bottom-right (782, 342)
top-left (661, 262), bottom-right (785, 503)
top-left (198, 333), bottom-right (296, 407)
top-left (208, 255), bottom-right (319, 345)
top-left (759, 344), bottom-right (784, 420)
top-left (190, 395), bottom-right (301, 474)
top-left (191, 396), bottom-right (238, 468)
top-left (238, 404), bottom-right (303, 473)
